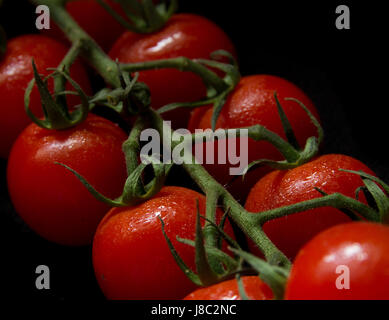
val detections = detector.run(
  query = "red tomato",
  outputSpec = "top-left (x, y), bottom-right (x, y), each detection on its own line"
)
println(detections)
top-left (285, 222), bottom-right (389, 300)
top-left (183, 276), bottom-right (273, 300)
top-left (43, 0), bottom-right (125, 51)
top-left (245, 154), bottom-right (376, 260)
top-left (109, 13), bottom-right (236, 128)
top-left (0, 34), bottom-right (91, 158)
top-left (7, 114), bottom-right (127, 246)
top-left (92, 186), bottom-right (235, 300)
top-left (188, 75), bottom-right (320, 202)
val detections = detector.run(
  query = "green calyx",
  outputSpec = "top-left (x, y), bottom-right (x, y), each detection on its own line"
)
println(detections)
top-left (159, 204), bottom-right (243, 287)
top-left (160, 202), bottom-right (290, 300)
top-left (90, 70), bottom-right (151, 117)
top-left (97, 0), bottom-right (178, 33)
top-left (243, 93), bottom-right (324, 175)
top-left (229, 248), bottom-right (289, 300)
top-left (24, 40), bottom-right (91, 130)
top-left (340, 170), bottom-right (389, 222)
top-left (57, 105), bottom-right (172, 208)
top-left (157, 50), bottom-right (241, 131)
top-left (25, 60), bottom-right (90, 130)
top-left (57, 158), bottom-right (172, 208)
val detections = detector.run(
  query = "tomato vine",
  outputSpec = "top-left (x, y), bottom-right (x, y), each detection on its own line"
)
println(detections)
top-left (26, 0), bottom-right (389, 298)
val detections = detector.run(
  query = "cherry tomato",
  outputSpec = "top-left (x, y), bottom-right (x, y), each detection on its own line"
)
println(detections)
top-left (188, 74), bottom-right (320, 202)
top-left (92, 186), bottom-right (234, 300)
top-left (285, 222), bottom-right (389, 300)
top-left (0, 34), bottom-right (91, 158)
top-left (245, 154), bottom-right (376, 260)
top-left (43, 0), bottom-right (125, 51)
top-left (7, 114), bottom-right (127, 246)
top-left (183, 276), bottom-right (273, 300)
top-left (109, 13), bottom-right (236, 128)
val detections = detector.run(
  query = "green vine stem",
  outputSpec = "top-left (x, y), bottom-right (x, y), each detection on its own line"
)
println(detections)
top-left (120, 58), bottom-right (229, 94)
top-left (146, 108), bottom-right (382, 267)
top-left (97, 0), bottom-right (178, 34)
top-left (190, 125), bottom-right (301, 164)
top-left (31, 0), bottom-right (122, 87)
top-left (146, 108), bottom-right (292, 267)
top-left (230, 247), bottom-right (289, 300)
top-left (122, 117), bottom-right (145, 175)
top-left (24, 40), bottom-right (87, 130)
top-left (52, 40), bottom-right (83, 108)
top-left (31, 0), bottom-right (233, 91)
top-left (252, 192), bottom-right (379, 225)
top-left (24, 60), bottom-right (90, 130)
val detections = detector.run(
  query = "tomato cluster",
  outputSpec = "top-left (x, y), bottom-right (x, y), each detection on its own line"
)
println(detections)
top-left (1, 0), bottom-right (388, 302)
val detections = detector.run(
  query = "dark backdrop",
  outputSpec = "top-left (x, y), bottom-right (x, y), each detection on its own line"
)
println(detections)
top-left (0, 0), bottom-right (387, 301)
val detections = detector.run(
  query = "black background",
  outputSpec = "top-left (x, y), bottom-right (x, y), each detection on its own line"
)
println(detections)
top-left (0, 0), bottom-right (388, 305)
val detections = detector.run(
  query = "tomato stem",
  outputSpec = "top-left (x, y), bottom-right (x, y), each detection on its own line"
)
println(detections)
top-left (24, 61), bottom-right (90, 130)
top-left (121, 57), bottom-right (229, 95)
top-left (32, 0), bottom-right (239, 126)
top-left (53, 40), bottom-right (83, 110)
top-left (203, 190), bottom-right (220, 248)
top-left (190, 125), bottom-right (301, 164)
top-left (97, 0), bottom-right (178, 34)
top-left (31, 0), bottom-right (122, 87)
top-left (147, 108), bottom-right (292, 267)
top-left (230, 248), bottom-right (289, 300)
top-left (253, 193), bottom-right (379, 225)
top-left (123, 117), bottom-right (145, 176)
top-left (31, 0), bottom-right (236, 96)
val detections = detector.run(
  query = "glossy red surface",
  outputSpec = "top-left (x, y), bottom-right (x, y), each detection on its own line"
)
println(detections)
top-left (43, 0), bottom-right (125, 51)
top-left (188, 74), bottom-right (320, 202)
top-left (0, 34), bottom-right (91, 158)
top-left (92, 186), bottom-right (235, 300)
top-left (109, 13), bottom-right (236, 128)
top-left (7, 114), bottom-right (127, 245)
top-left (245, 154), bottom-right (376, 260)
top-left (286, 222), bottom-right (389, 300)
top-left (184, 276), bottom-right (273, 300)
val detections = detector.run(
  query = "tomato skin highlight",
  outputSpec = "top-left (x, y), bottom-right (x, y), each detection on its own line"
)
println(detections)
top-left (7, 114), bottom-right (127, 246)
top-left (188, 74), bottom-right (320, 202)
top-left (109, 13), bottom-right (236, 128)
top-left (42, 0), bottom-right (125, 51)
top-left (245, 154), bottom-right (376, 260)
top-left (183, 276), bottom-right (273, 300)
top-left (92, 186), bottom-right (234, 300)
top-left (285, 222), bottom-right (389, 300)
top-left (0, 34), bottom-right (91, 158)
